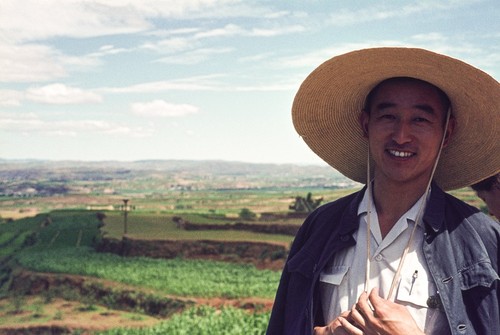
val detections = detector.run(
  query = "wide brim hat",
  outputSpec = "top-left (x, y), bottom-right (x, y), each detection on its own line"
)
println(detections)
top-left (292, 47), bottom-right (500, 191)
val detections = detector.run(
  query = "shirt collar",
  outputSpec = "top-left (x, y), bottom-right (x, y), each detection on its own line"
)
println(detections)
top-left (357, 184), bottom-right (432, 226)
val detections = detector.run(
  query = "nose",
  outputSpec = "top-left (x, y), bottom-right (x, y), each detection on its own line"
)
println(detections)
top-left (392, 120), bottom-right (412, 144)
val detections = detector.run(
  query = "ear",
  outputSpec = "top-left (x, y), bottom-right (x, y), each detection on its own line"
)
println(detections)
top-left (360, 110), bottom-right (370, 138)
top-left (495, 174), bottom-right (500, 190)
top-left (442, 116), bottom-right (456, 148)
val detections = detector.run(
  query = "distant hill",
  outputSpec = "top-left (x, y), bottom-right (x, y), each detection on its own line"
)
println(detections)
top-left (0, 159), bottom-right (356, 196)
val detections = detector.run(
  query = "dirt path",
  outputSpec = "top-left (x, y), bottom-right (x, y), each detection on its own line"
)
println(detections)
top-left (0, 296), bottom-right (160, 334)
top-left (2, 271), bottom-right (274, 334)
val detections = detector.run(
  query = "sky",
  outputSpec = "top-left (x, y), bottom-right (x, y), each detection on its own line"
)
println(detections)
top-left (0, 0), bottom-right (498, 166)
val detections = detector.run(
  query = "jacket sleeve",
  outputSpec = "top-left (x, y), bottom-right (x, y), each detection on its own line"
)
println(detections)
top-left (462, 212), bottom-right (500, 335)
top-left (266, 191), bottom-right (361, 335)
top-left (266, 213), bottom-right (315, 335)
top-left (437, 193), bottom-right (500, 335)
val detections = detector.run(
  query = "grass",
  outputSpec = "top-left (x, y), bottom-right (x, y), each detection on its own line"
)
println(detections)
top-left (17, 247), bottom-right (281, 299)
top-left (0, 187), bottom-right (354, 220)
top-left (0, 296), bottom-right (160, 329)
top-left (0, 186), bottom-right (489, 334)
top-left (96, 305), bottom-right (270, 335)
top-left (101, 211), bottom-right (294, 244)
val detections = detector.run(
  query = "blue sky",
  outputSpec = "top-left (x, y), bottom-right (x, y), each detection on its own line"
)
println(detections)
top-left (1, 0), bottom-right (498, 165)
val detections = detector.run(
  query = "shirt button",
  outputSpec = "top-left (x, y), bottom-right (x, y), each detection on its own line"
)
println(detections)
top-left (375, 254), bottom-right (383, 261)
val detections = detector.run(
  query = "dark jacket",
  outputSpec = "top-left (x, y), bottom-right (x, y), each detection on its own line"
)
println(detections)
top-left (266, 185), bottom-right (500, 335)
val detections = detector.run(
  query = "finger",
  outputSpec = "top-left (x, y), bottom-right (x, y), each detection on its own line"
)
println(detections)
top-left (356, 291), bottom-right (374, 319)
top-left (368, 287), bottom-right (386, 317)
top-left (349, 304), bottom-right (366, 329)
top-left (313, 326), bottom-right (330, 335)
top-left (338, 316), bottom-right (363, 335)
top-left (313, 319), bottom-right (345, 335)
top-left (368, 287), bottom-right (382, 307)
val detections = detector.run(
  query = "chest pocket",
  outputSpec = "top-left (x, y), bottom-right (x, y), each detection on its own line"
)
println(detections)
top-left (319, 266), bottom-right (349, 286)
top-left (396, 270), bottom-right (432, 308)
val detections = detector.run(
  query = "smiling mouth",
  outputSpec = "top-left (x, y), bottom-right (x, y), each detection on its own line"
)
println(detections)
top-left (388, 149), bottom-right (414, 158)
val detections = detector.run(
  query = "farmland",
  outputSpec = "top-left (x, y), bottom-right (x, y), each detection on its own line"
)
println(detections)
top-left (1, 209), bottom-right (286, 334)
top-left (0, 159), bottom-right (487, 334)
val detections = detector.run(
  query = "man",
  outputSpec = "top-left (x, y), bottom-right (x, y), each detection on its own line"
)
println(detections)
top-left (266, 48), bottom-right (499, 335)
top-left (471, 174), bottom-right (500, 220)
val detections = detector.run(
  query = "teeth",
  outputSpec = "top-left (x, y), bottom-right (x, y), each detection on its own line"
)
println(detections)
top-left (389, 150), bottom-right (413, 158)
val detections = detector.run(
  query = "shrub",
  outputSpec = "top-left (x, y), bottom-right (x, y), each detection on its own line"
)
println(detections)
top-left (239, 208), bottom-right (256, 220)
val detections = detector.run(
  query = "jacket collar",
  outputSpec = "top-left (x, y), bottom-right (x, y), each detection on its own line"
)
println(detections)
top-left (349, 183), bottom-right (447, 233)
top-left (422, 182), bottom-right (446, 233)
top-left (338, 186), bottom-right (366, 236)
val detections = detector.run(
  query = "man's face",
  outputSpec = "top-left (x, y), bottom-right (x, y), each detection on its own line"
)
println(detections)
top-left (360, 78), bottom-right (454, 188)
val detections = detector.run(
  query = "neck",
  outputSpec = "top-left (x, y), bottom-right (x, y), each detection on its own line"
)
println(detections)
top-left (371, 177), bottom-right (430, 238)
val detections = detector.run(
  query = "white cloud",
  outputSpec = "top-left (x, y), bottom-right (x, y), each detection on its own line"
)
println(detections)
top-left (0, 90), bottom-right (23, 107)
top-left (142, 37), bottom-right (198, 53)
top-left (194, 24), bottom-right (244, 39)
top-left (239, 52), bottom-right (275, 63)
top-left (0, 0), bottom-right (151, 43)
top-left (99, 73), bottom-right (294, 94)
top-left (276, 41), bottom-right (403, 69)
top-left (131, 100), bottom-right (200, 117)
top-left (156, 47), bottom-right (234, 64)
top-left (0, 1), bottom-right (300, 85)
top-left (411, 33), bottom-right (448, 43)
top-left (145, 23), bottom-right (306, 56)
top-left (328, 1), bottom-right (475, 26)
top-left (0, 1), bottom-right (260, 84)
top-left (0, 0), bottom-right (271, 43)
top-left (87, 45), bottom-right (130, 58)
top-left (0, 112), bottom-right (153, 137)
top-left (276, 36), bottom-right (500, 80)
top-left (0, 43), bottom-right (67, 82)
top-left (100, 75), bottom-right (226, 93)
top-left (146, 27), bottom-right (202, 38)
top-left (250, 25), bottom-right (306, 37)
top-left (26, 84), bottom-right (102, 104)
top-left (0, 41), bottom-right (101, 83)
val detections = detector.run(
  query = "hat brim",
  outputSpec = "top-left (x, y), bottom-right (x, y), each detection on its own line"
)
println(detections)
top-left (293, 47), bottom-right (500, 190)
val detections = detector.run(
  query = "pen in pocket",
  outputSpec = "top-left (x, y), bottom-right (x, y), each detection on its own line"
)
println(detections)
top-left (409, 270), bottom-right (418, 295)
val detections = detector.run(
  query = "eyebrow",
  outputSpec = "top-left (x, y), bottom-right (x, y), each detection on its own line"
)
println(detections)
top-left (374, 102), bottom-right (438, 115)
top-left (374, 102), bottom-right (396, 110)
top-left (414, 104), bottom-right (437, 115)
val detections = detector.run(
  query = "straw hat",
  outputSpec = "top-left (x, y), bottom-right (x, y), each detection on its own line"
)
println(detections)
top-left (292, 47), bottom-right (500, 191)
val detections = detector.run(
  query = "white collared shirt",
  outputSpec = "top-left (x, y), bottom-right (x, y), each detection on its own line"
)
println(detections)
top-left (319, 188), bottom-right (450, 334)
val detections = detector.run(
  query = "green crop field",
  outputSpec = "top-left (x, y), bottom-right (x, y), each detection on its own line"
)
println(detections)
top-left (100, 211), bottom-right (295, 244)
top-left (17, 247), bottom-right (280, 299)
top-left (0, 208), bottom-right (286, 334)
top-left (0, 182), bottom-right (488, 334)
top-left (96, 305), bottom-right (270, 335)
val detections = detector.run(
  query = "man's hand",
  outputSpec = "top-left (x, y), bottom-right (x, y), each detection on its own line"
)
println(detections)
top-left (342, 287), bottom-right (425, 335)
top-left (313, 310), bottom-right (353, 335)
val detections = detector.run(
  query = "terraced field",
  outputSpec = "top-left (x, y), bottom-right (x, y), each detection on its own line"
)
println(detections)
top-left (0, 209), bottom-right (292, 334)
top-left (0, 185), bottom-right (485, 334)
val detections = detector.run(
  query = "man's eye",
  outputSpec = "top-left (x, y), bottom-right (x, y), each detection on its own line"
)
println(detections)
top-left (414, 117), bottom-right (430, 123)
top-left (379, 114), bottom-right (395, 120)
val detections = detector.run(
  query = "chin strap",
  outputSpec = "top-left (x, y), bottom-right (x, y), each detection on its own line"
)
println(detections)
top-left (365, 107), bottom-right (452, 300)
top-left (364, 146), bottom-right (372, 293)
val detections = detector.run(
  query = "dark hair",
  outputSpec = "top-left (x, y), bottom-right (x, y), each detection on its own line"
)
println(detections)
top-left (471, 174), bottom-right (499, 192)
top-left (363, 77), bottom-right (451, 118)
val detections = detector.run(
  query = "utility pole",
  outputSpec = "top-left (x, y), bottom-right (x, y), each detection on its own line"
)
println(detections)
top-left (122, 199), bottom-right (129, 235)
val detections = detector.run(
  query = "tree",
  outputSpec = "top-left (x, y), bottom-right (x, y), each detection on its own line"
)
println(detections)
top-left (239, 208), bottom-right (256, 220)
top-left (96, 212), bottom-right (106, 228)
top-left (289, 192), bottom-right (323, 213)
